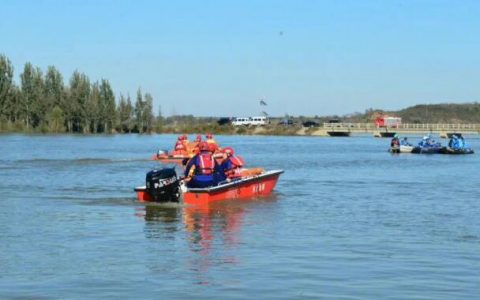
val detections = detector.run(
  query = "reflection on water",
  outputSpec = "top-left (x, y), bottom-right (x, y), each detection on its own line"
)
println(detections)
top-left (135, 197), bottom-right (278, 284)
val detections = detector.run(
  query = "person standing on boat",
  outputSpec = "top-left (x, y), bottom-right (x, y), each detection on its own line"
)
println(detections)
top-left (390, 134), bottom-right (400, 148)
top-left (184, 142), bottom-right (219, 188)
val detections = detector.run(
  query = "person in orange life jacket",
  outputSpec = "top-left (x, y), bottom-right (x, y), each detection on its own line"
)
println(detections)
top-left (188, 134), bottom-right (202, 156)
top-left (219, 147), bottom-right (245, 180)
top-left (205, 133), bottom-right (218, 152)
top-left (184, 142), bottom-right (221, 188)
top-left (181, 134), bottom-right (190, 149)
top-left (173, 136), bottom-right (187, 156)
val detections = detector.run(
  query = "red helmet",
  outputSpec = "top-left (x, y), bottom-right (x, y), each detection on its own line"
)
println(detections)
top-left (208, 143), bottom-right (217, 152)
top-left (206, 133), bottom-right (213, 139)
top-left (182, 134), bottom-right (188, 140)
top-left (199, 142), bottom-right (210, 151)
top-left (222, 147), bottom-right (234, 156)
top-left (195, 134), bottom-right (202, 141)
top-left (177, 135), bottom-right (183, 140)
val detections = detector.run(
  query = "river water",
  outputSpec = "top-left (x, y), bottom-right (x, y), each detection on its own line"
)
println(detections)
top-left (0, 134), bottom-right (479, 299)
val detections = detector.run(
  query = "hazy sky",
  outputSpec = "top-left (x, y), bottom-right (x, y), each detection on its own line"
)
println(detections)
top-left (1, 0), bottom-right (479, 117)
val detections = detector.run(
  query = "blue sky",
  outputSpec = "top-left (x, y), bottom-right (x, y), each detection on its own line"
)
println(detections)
top-left (1, 0), bottom-right (479, 117)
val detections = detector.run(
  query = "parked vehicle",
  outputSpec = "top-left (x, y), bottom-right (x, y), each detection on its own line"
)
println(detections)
top-left (232, 117), bottom-right (251, 126)
top-left (302, 120), bottom-right (319, 128)
top-left (250, 116), bottom-right (268, 126)
top-left (278, 119), bottom-right (296, 126)
top-left (232, 116), bottom-right (269, 126)
top-left (217, 117), bottom-right (232, 126)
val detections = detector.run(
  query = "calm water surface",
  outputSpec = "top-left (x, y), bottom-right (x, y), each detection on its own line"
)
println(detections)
top-left (0, 134), bottom-right (479, 299)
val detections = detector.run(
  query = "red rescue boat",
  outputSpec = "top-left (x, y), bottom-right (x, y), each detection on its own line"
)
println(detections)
top-left (134, 168), bottom-right (283, 206)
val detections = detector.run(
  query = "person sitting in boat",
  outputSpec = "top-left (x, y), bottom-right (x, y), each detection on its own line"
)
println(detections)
top-left (186, 135), bottom-right (202, 157)
top-left (172, 136), bottom-right (188, 157)
top-left (205, 133), bottom-right (219, 152)
top-left (181, 134), bottom-right (190, 149)
top-left (184, 141), bottom-right (220, 188)
top-left (449, 135), bottom-right (465, 150)
top-left (419, 135), bottom-right (437, 147)
top-left (457, 136), bottom-right (465, 149)
top-left (218, 147), bottom-right (264, 180)
top-left (390, 134), bottom-right (400, 148)
top-left (219, 147), bottom-right (245, 180)
top-left (400, 137), bottom-right (412, 146)
top-left (448, 135), bottom-right (457, 148)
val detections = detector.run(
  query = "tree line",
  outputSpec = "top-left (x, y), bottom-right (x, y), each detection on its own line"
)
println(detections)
top-left (0, 54), bottom-right (158, 133)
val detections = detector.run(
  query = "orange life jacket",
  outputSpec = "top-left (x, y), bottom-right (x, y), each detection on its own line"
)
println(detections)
top-left (174, 141), bottom-right (185, 151)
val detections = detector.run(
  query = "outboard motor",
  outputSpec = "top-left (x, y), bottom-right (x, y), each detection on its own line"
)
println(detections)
top-left (146, 168), bottom-right (181, 202)
top-left (157, 149), bottom-right (168, 156)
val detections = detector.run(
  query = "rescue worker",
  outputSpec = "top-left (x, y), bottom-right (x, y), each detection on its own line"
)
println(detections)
top-left (390, 134), bottom-right (400, 148)
top-left (448, 135), bottom-right (457, 148)
top-left (449, 135), bottom-right (464, 150)
top-left (219, 147), bottom-right (245, 180)
top-left (400, 137), bottom-right (411, 146)
top-left (184, 142), bottom-right (219, 188)
top-left (181, 134), bottom-right (190, 149)
top-left (188, 134), bottom-right (203, 157)
top-left (459, 136), bottom-right (466, 149)
top-left (173, 136), bottom-right (187, 156)
top-left (218, 147), bottom-right (264, 180)
top-left (205, 133), bottom-right (219, 152)
top-left (419, 135), bottom-right (435, 147)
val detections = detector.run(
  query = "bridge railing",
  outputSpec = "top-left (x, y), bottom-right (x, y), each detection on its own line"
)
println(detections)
top-left (322, 123), bottom-right (480, 130)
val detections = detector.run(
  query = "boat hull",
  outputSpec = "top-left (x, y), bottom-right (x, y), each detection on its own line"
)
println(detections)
top-left (327, 131), bottom-right (350, 137)
top-left (389, 145), bottom-right (413, 153)
top-left (380, 132), bottom-right (396, 138)
top-left (439, 147), bottom-right (474, 155)
top-left (411, 146), bottom-right (442, 154)
top-left (135, 170), bottom-right (284, 205)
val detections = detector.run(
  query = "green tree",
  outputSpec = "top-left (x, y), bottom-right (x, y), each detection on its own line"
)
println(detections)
top-left (134, 88), bottom-right (144, 133)
top-left (118, 93), bottom-right (133, 133)
top-left (68, 71), bottom-right (90, 132)
top-left (155, 104), bottom-right (164, 132)
top-left (47, 105), bottom-right (65, 133)
top-left (143, 93), bottom-right (154, 132)
top-left (98, 79), bottom-right (116, 133)
top-left (0, 54), bottom-right (15, 121)
top-left (86, 82), bottom-right (100, 133)
top-left (44, 66), bottom-right (65, 112)
top-left (20, 63), bottom-right (45, 129)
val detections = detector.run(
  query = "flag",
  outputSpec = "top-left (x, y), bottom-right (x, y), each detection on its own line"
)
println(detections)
top-left (262, 111), bottom-right (269, 116)
top-left (260, 100), bottom-right (267, 106)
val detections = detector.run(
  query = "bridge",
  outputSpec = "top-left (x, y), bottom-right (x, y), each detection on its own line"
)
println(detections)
top-left (315, 123), bottom-right (480, 137)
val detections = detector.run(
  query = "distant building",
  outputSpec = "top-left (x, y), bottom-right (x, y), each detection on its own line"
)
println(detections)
top-left (375, 116), bottom-right (402, 128)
